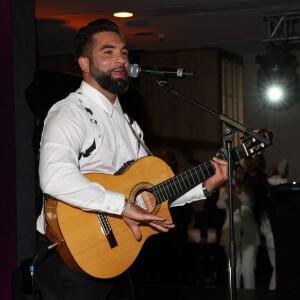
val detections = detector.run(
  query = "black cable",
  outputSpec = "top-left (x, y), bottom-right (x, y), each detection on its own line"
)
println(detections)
top-left (30, 243), bottom-right (58, 300)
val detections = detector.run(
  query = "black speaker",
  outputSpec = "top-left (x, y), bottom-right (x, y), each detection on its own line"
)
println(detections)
top-left (269, 183), bottom-right (300, 297)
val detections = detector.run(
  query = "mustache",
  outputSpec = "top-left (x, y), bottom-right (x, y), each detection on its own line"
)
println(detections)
top-left (109, 66), bottom-right (127, 74)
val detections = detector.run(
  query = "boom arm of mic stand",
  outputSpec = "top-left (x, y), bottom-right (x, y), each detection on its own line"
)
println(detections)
top-left (156, 79), bottom-right (271, 146)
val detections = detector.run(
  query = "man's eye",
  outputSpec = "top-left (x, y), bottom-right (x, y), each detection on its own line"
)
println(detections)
top-left (104, 50), bottom-right (112, 54)
top-left (123, 51), bottom-right (129, 56)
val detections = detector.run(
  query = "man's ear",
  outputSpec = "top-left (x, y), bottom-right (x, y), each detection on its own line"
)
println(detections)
top-left (78, 57), bottom-right (90, 73)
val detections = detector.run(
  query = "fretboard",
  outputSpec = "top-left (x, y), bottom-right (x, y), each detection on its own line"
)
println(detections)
top-left (149, 144), bottom-right (247, 205)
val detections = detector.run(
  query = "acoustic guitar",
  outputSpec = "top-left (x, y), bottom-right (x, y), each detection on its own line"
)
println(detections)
top-left (45, 129), bottom-right (272, 279)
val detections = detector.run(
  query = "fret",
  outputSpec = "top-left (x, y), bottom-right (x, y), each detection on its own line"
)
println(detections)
top-left (176, 176), bottom-right (183, 192)
top-left (194, 168), bottom-right (201, 182)
top-left (204, 162), bottom-right (211, 177)
top-left (170, 183), bottom-right (176, 197)
top-left (189, 170), bottom-right (197, 186)
top-left (162, 181), bottom-right (170, 199)
top-left (157, 188), bottom-right (165, 204)
top-left (152, 186), bottom-right (163, 204)
top-left (199, 164), bottom-right (205, 180)
top-left (189, 169), bottom-right (196, 185)
top-left (186, 173), bottom-right (192, 185)
top-left (194, 168), bottom-right (202, 182)
top-left (173, 177), bottom-right (180, 194)
top-left (164, 180), bottom-right (173, 198)
top-left (180, 173), bottom-right (188, 190)
top-left (201, 163), bottom-right (207, 179)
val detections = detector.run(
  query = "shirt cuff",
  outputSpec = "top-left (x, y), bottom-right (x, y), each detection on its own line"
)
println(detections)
top-left (104, 190), bottom-right (125, 215)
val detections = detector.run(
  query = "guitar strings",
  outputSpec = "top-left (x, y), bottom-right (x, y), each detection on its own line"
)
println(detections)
top-left (151, 159), bottom-right (217, 201)
top-left (150, 144), bottom-right (245, 204)
top-left (97, 213), bottom-right (111, 236)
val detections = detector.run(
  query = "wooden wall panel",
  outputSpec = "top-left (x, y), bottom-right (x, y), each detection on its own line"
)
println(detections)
top-left (221, 56), bottom-right (244, 148)
top-left (135, 50), bottom-right (222, 173)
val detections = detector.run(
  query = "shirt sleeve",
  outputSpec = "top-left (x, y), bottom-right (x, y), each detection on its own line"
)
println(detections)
top-left (169, 182), bottom-right (206, 207)
top-left (39, 101), bottom-right (125, 215)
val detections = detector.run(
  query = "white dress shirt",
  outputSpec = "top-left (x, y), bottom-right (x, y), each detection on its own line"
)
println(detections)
top-left (36, 81), bottom-right (205, 233)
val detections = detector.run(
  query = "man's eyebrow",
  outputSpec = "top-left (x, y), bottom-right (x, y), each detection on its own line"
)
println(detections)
top-left (100, 45), bottom-right (129, 51)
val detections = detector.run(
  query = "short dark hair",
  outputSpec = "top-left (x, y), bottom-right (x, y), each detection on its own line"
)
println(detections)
top-left (73, 19), bottom-right (124, 61)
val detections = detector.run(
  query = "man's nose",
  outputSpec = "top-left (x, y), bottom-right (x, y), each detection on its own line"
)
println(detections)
top-left (116, 52), bottom-right (128, 65)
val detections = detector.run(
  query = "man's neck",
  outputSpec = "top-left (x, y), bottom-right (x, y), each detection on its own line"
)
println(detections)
top-left (84, 77), bottom-right (116, 105)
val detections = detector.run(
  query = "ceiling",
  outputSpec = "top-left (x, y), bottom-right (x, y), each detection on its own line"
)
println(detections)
top-left (35, 0), bottom-right (300, 57)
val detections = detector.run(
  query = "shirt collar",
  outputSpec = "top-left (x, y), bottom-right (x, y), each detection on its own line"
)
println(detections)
top-left (79, 80), bottom-right (123, 117)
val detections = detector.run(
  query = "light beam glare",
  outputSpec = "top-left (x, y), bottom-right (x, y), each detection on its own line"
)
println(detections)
top-left (267, 86), bottom-right (283, 102)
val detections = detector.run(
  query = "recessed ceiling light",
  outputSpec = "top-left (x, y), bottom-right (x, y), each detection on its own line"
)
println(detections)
top-left (113, 12), bottom-right (133, 18)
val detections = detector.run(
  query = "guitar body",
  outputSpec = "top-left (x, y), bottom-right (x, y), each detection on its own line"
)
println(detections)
top-left (46, 156), bottom-right (174, 279)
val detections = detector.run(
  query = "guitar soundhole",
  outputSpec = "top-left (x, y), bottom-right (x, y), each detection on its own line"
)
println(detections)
top-left (129, 182), bottom-right (160, 215)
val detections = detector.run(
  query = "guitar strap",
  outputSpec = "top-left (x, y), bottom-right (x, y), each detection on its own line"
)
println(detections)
top-left (119, 111), bottom-right (154, 157)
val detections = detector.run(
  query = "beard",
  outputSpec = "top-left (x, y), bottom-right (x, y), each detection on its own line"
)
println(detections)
top-left (89, 61), bottom-right (129, 95)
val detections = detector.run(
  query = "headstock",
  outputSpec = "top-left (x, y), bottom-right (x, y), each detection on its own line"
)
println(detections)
top-left (241, 128), bottom-right (273, 158)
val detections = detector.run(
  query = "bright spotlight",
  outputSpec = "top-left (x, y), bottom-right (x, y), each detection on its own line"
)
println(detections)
top-left (256, 48), bottom-right (299, 109)
top-left (267, 86), bottom-right (283, 102)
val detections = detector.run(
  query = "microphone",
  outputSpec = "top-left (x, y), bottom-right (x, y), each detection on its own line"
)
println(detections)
top-left (128, 64), bottom-right (195, 79)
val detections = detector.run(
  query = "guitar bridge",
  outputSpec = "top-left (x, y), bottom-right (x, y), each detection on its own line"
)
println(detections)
top-left (96, 212), bottom-right (118, 248)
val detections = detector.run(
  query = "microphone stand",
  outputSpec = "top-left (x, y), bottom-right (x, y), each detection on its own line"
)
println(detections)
top-left (153, 78), bottom-right (271, 300)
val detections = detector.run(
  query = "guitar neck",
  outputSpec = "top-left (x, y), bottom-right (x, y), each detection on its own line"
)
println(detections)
top-left (149, 144), bottom-right (247, 205)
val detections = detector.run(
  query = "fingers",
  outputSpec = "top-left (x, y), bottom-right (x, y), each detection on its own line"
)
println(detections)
top-left (212, 156), bottom-right (228, 176)
top-left (212, 156), bottom-right (228, 166)
top-left (130, 224), bottom-right (142, 241)
top-left (123, 203), bottom-right (175, 241)
top-left (134, 213), bottom-right (175, 231)
top-left (126, 217), bottom-right (174, 241)
top-left (148, 222), bottom-right (173, 233)
top-left (205, 156), bottom-right (228, 192)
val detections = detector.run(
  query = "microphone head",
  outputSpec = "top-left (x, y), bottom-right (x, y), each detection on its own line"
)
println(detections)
top-left (128, 64), bottom-right (139, 78)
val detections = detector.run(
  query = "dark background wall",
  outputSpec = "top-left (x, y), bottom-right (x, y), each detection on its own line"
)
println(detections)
top-left (1, 0), bottom-right (36, 299)
top-left (0, 0), bottom-right (16, 298)
top-left (11, 0), bottom-right (37, 267)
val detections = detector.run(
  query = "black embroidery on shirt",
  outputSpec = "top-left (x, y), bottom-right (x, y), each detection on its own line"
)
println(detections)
top-left (84, 106), bottom-right (97, 124)
top-left (79, 140), bottom-right (96, 160)
top-left (85, 107), bottom-right (93, 115)
top-left (78, 102), bottom-right (97, 161)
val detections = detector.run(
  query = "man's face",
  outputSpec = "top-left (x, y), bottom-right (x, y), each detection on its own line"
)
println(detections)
top-left (88, 31), bottom-right (130, 95)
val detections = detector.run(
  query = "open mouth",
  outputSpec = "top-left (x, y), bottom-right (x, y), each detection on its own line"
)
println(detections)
top-left (111, 67), bottom-right (127, 78)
